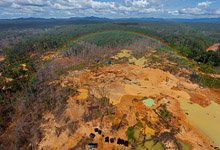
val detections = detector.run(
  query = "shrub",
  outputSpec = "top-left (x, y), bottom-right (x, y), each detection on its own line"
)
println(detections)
top-left (126, 126), bottom-right (135, 140)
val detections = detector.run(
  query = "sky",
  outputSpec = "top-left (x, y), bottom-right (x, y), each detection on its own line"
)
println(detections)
top-left (0, 0), bottom-right (220, 19)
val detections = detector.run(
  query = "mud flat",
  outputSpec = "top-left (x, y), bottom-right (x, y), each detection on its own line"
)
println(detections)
top-left (180, 99), bottom-right (220, 147)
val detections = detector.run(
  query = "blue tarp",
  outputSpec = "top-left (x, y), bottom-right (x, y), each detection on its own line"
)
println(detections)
top-left (105, 61), bottom-right (111, 65)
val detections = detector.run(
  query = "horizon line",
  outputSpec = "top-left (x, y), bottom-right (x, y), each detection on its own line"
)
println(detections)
top-left (0, 16), bottom-right (220, 20)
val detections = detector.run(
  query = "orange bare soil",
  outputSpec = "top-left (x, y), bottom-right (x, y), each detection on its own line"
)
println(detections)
top-left (38, 63), bottom-right (219, 150)
top-left (206, 43), bottom-right (220, 52)
top-left (0, 54), bottom-right (5, 62)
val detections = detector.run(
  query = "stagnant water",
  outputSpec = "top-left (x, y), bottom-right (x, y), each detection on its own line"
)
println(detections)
top-left (180, 100), bottom-right (220, 147)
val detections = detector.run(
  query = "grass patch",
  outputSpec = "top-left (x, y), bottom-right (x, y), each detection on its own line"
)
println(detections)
top-left (150, 55), bottom-right (163, 63)
top-left (126, 126), bottom-right (135, 140)
top-left (200, 74), bottom-right (220, 88)
top-left (55, 63), bottom-right (86, 76)
top-left (136, 121), bottom-right (143, 128)
top-left (199, 63), bottom-right (219, 74)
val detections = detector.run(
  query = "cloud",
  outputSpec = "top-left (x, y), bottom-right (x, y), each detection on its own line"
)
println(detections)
top-left (0, 0), bottom-right (163, 18)
top-left (169, 1), bottom-right (219, 17)
top-left (179, 7), bottom-right (205, 15)
top-left (0, 0), bottom-right (219, 18)
top-left (125, 0), bottom-right (151, 8)
top-left (168, 10), bottom-right (179, 16)
top-left (215, 9), bottom-right (220, 15)
top-left (198, 1), bottom-right (212, 7)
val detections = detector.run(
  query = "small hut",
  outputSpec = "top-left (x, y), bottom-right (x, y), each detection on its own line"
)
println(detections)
top-left (88, 143), bottom-right (98, 149)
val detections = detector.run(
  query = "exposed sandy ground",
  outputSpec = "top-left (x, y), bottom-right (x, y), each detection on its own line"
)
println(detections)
top-left (200, 72), bottom-right (220, 79)
top-left (37, 62), bottom-right (220, 150)
top-left (40, 51), bottom-right (56, 61)
top-left (0, 54), bottom-right (5, 62)
top-left (207, 43), bottom-right (220, 52)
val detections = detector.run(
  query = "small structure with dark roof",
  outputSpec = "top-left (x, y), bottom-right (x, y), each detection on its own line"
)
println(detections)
top-left (94, 128), bottom-right (102, 135)
top-left (105, 137), bottom-right (109, 143)
top-left (88, 143), bottom-right (98, 149)
top-left (94, 128), bottom-right (99, 133)
top-left (110, 138), bottom-right (115, 143)
top-left (89, 133), bottom-right (95, 139)
top-left (98, 129), bottom-right (102, 135)
top-left (117, 138), bottom-right (125, 145)
top-left (124, 140), bottom-right (129, 147)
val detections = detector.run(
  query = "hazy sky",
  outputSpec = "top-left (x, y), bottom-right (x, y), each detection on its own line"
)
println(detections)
top-left (0, 0), bottom-right (220, 19)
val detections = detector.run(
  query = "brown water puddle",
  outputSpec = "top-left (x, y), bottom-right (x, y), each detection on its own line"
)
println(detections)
top-left (180, 100), bottom-right (220, 147)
